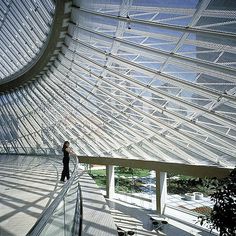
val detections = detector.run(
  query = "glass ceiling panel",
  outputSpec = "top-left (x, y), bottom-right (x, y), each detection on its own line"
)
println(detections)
top-left (0, 0), bottom-right (55, 82)
top-left (0, 0), bottom-right (235, 167)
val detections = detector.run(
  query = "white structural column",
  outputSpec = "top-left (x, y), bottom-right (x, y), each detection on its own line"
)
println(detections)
top-left (156, 171), bottom-right (167, 215)
top-left (106, 165), bottom-right (115, 198)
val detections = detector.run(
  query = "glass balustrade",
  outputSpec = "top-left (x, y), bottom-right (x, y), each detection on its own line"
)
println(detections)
top-left (27, 158), bottom-right (82, 236)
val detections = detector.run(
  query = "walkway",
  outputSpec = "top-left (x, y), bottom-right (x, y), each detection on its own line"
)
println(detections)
top-left (0, 155), bottom-right (63, 236)
top-left (79, 170), bottom-right (118, 236)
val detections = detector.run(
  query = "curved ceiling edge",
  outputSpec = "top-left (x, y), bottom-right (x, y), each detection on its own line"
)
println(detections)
top-left (0, 0), bottom-right (72, 93)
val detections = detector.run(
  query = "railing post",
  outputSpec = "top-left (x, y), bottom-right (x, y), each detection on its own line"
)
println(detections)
top-left (106, 165), bottom-right (115, 199)
top-left (156, 171), bottom-right (167, 215)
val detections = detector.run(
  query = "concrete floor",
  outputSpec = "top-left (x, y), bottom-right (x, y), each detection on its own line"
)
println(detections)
top-left (105, 196), bottom-right (217, 236)
top-left (0, 155), bottom-right (118, 236)
top-left (0, 155), bottom-right (63, 236)
top-left (79, 171), bottom-right (118, 236)
top-left (103, 190), bottom-right (217, 236)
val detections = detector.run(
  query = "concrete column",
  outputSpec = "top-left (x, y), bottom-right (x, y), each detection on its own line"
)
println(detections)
top-left (156, 171), bottom-right (167, 215)
top-left (106, 165), bottom-right (115, 198)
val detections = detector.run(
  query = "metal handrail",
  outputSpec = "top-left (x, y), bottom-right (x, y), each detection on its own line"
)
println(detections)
top-left (72, 178), bottom-right (83, 236)
top-left (26, 156), bottom-right (83, 236)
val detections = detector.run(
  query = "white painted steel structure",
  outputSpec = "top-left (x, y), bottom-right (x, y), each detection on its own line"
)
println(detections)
top-left (0, 0), bottom-right (236, 168)
top-left (0, 0), bottom-right (55, 82)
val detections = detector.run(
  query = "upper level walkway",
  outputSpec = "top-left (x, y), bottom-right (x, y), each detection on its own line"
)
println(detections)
top-left (0, 154), bottom-right (117, 236)
top-left (79, 170), bottom-right (118, 236)
top-left (0, 155), bottom-right (63, 236)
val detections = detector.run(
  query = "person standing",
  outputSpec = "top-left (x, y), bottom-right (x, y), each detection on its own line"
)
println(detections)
top-left (60, 141), bottom-right (75, 182)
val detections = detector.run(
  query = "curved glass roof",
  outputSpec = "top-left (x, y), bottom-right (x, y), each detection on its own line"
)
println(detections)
top-left (0, 0), bottom-right (236, 168)
top-left (0, 0), bottom-right (55, 83)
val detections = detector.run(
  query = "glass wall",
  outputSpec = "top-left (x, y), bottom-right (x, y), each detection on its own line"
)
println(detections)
top-left (0, 0), bottom-right (236, 168)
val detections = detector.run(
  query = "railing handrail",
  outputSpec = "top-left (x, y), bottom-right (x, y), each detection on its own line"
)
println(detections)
top-left (72, 176), bottom-right (83, 236)
top-left (26, 156), bottom-right (83, 236)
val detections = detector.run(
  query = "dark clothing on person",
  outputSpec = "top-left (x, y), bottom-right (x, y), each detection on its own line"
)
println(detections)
top-left (63, 149), bottom-right (69, 162)
top-left (60, 149), bottom-right (70, 181)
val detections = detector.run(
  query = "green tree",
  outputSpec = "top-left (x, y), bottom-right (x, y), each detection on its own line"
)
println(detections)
top-left (199, 167), bottom-right (236, 235)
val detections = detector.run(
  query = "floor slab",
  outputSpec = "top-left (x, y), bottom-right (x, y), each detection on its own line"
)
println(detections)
top-left (0, 155), bottom-right (64, 236)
